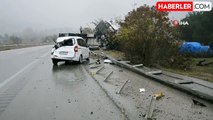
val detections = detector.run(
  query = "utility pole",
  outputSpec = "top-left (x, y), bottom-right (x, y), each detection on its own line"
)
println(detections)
top-left (132, 0), bottom-right (137, 10)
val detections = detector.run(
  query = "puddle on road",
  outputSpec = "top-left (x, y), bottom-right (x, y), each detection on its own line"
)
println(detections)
top-left (52, 63), bottom-right (87, 83)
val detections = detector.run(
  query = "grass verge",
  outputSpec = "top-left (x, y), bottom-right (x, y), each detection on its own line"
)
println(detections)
top-left (104, 50), bottom-right (213, 82)
top-left (160, 58), bottom-right (213, 82)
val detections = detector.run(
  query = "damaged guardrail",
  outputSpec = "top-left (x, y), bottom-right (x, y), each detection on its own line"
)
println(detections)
top-left (111, 57), bottom-right (213, 102)
top-left (91, 52), bottom-right (213, 102)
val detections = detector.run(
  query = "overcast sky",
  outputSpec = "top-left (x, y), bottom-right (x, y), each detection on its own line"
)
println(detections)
top-left (0, 0), bottom-right (212, 34)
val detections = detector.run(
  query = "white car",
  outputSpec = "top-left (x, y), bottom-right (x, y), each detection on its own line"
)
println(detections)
top-left (51, 36), bottom-right (90, 65)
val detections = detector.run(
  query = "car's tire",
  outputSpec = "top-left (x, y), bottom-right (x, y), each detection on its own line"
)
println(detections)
top-left (78, 55), bottom-right (83, 64)
top-left (65, 61), bottom-right (70, 64)
top-left (52, 59), bottom-right (58, 66)
top-left (86, 57), bottom-right (90, 61)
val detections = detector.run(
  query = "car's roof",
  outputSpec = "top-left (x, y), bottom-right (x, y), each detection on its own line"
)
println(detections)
top-left (56, 36), bottom-right (83, 43)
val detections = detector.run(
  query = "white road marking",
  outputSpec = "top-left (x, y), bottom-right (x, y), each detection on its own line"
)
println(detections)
top-left (0, 51), bottom-right (50, 89)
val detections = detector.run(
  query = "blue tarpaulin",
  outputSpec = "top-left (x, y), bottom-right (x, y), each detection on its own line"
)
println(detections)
top-left (180, 42), bottom-right (210, 54)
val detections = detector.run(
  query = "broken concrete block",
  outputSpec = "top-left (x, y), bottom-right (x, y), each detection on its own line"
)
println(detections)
top-left (132, 64), bottom-right (143, 68)
top-left (146, 70), bottom-right (162, 75)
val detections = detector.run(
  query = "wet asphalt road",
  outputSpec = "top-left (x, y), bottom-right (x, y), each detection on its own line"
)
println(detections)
top-left (0, 46), bottom-right (125, 120)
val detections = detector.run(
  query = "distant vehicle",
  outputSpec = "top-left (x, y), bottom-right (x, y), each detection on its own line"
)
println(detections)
top-left (51, 35), bottom-right (90, 65)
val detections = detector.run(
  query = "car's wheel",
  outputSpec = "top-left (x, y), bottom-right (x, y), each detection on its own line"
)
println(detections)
top-left (86, 57), bottom-right (90, 61)
top-left (78, 55), bottom-right (83, 64)
top-left (65, 61), bottom-right (71, 64)
top-left (52, 59), bottom-right (58, 66)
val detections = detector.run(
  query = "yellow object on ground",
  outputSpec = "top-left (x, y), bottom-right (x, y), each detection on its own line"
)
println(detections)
top-left (153, 91), bottom-right (164, 100)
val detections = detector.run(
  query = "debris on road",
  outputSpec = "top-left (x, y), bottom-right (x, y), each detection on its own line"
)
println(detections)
top-left (139, 88), bottom-right (145, 93)
top-left (133, 64), bottom-right (143, 68)
top-left (153, 91), bottom-right (164, 100)
top-left (145, 91), bottom-right (164, 119)
top-left (90, 65), bottom-right (101, 69)
top-left (96, 66), bottom-right (105, 74)
top-left (145, 96), bottom-right (157, 119)
top-left (116, 80), bottom-right (130, 94)
top-left (146, 70), bottom-right (162, 75)
top-left (192, 99), bottom-right (206, 107)
top-left (90, 72), bottom-right (96, 76)
top-left (104, 71), bottom-right (113, 82)
top-left (96, 59), bottom-right (101, 64)
top-left (104, 59), bottom-right (113, 64)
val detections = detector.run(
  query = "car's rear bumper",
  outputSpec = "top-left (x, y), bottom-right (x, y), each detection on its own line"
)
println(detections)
top-left (51, 55), bottom-right (79, 61)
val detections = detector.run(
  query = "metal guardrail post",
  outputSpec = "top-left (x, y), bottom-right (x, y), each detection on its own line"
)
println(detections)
top-left (117, 80), bottom-right (130, 94)
top-left (104, 71), bottom-right (113, 82)
top-left (145, 96), bottom-right (157, 119)
top-left (90, 65), bottom-right (101, 69)
top-left (146, 70), bottom-right (162, 75)
top-left (96, 66), bottom-right (105, 74)
top-left (132, 64), bottom-right (143, 67)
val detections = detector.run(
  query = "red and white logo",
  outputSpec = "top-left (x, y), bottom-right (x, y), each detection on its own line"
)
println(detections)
top-left (172, 20), bottom-right (179, 26)
top-left (156, 1), bottom-right (212, 12)
top-left (171, 20), bottom-right (189, 26)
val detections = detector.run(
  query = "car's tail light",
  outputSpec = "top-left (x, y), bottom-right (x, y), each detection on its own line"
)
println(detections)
top-left (74, 46), bottom-right (78, 52)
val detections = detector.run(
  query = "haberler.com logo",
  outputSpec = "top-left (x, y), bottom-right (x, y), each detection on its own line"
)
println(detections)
top-left (156, 1), bottom-right (212, 12)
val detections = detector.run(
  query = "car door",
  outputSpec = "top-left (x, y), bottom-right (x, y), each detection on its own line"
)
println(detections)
top-left (81, 39), bottom-right (89, 58)
top-left (77, 39), bottom-right (87, 59)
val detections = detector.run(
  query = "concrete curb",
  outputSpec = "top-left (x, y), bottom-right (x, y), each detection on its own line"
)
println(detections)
top-left (83, 64), bottom-right (130, 120)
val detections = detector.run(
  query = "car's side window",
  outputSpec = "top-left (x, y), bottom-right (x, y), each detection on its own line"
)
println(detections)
top-left (77, 39), bottom-right (86, 47)
top-left (82, 39), bottom-right (87, 47)
top-left (77, 39), bottom-right (82, 46)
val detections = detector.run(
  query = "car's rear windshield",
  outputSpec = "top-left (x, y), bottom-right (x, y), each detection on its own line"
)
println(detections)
top-left (61, 38), bottom-right (74, 46)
